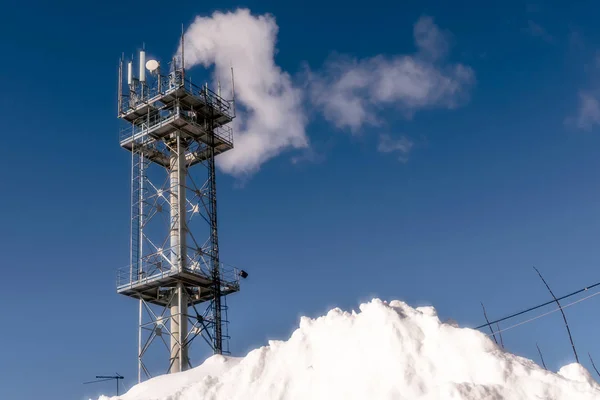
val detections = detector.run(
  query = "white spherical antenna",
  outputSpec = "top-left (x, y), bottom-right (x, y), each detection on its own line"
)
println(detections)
top-left (145, 59), bottom-right (160, 73)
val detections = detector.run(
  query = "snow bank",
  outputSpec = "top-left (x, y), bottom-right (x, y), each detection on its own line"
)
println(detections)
top-left (99, 299), bottom-right (600, 400)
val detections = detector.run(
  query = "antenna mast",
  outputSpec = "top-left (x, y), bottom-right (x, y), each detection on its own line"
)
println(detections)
top-left (115, 36), bottom-right (247, 382)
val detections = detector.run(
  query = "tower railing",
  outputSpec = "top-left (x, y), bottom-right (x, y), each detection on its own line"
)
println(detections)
top-left (119, 104), bottom-right (234, 146)
top-left (119, 74), bottom-right (234, 120)
top-left (185, 82), bottom-right (234, 117)
top-left (116, 260), bottom-right (241, 290)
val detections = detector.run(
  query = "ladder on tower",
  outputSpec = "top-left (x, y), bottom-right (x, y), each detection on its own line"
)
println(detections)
top-left (220, 295), bottom-right (232, 355)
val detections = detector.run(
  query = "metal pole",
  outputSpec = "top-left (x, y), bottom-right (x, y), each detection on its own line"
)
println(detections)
top-left (138, 298), bottom-right (142, 383)
top-left (169, 132), bottom-right (188, 373)
top-left (177, 281), bottom-right (187, 372)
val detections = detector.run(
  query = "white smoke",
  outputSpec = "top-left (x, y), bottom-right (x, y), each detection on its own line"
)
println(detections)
top-left (181, 11), bottom-right (474, 176)
top-left (180, 9), bottom-right (307, 176)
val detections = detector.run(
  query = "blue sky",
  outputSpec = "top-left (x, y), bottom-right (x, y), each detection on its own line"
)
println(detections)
top-left (2, 0), bottom-right (600, 398)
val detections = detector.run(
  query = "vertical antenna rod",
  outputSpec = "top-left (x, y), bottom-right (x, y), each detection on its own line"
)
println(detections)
top-left (118, 56), bottom-right (123, 115)
top-left (230, 66), bottom-right (236, 117)
top-left (181, 24), bottom-right (185, 81)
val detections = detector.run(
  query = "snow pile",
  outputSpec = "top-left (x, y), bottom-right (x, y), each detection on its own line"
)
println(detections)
top-left (100, 299), bottom-right (600, 400)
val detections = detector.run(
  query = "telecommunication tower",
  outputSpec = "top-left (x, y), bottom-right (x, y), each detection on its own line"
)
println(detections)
top-left (115, 34), bottom-right (247, 381)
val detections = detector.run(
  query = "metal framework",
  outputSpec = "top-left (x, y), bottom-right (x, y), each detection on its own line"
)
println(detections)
top-left (116, 39), bottom-right (244, 382)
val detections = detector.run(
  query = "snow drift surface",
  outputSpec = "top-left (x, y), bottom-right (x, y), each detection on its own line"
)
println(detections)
top-left (100, 299), bottom-right (600, 399)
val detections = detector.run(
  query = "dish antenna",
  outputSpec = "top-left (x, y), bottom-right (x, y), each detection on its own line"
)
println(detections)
top-left (146, 59), bottom-right (160, 73)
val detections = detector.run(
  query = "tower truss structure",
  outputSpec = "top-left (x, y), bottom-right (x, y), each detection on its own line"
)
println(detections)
top-left (115, 41), bottom-right (244, 382)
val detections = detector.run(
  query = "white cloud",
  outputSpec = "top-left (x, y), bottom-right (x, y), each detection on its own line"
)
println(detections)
top-left (377, 134), bottom-right (414, 163)
top-left (181, 9), bottom-right (307, 176)
top-left (308, 16), bottom-right (475, 132)
top-left (526, 20), bottom-right (553, 43)
top-left (181, 11), bottom-right (474, 175)
top-left (413, 16), bottom-right (449, 61)
top-left (571, 92), bottom-right (600, 130)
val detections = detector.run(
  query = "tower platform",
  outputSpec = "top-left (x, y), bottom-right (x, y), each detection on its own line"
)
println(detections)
top-left (119, 82), bottom-right (234, 167)
top-left (119, 107), bottom-right (233, 167)
top-left (116, 264), bottom-right (240, 306)
top-left (121, 85), bottom-right (234, 125)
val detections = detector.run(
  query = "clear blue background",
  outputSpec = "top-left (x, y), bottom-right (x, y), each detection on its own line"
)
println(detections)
top-left (1, 0), bottom-right (600, 398)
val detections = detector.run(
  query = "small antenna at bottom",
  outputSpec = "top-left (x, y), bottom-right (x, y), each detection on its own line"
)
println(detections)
top-left (83, 373), bottom-right (124, 396)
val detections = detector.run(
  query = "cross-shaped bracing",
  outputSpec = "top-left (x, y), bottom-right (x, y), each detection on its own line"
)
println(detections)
top-left (133, 138), bottom-right (219, 282)
top-left (136, 292), bottom-right (220, 379)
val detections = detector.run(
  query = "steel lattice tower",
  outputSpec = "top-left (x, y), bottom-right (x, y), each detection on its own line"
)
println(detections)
top-left (115, 37), bottom-right (245, 382)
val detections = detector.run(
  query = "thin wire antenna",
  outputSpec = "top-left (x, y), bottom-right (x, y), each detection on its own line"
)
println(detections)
top-left (495, 322), bottom-right (504, 349)
top-left (533, 266), bottom-right (579, 363)
top-left (536, 343), bottom-right (547, 370)
top-left (488, 289), bottom-right (600, 336)
top-left (588, 353), bottom-right (600, 378)
top-left (480, 302), bottom-right (498, 345)
top-left (475, 280), bottom-right (600, 329)
top-left (83, 378), bottom-right (114, 384)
